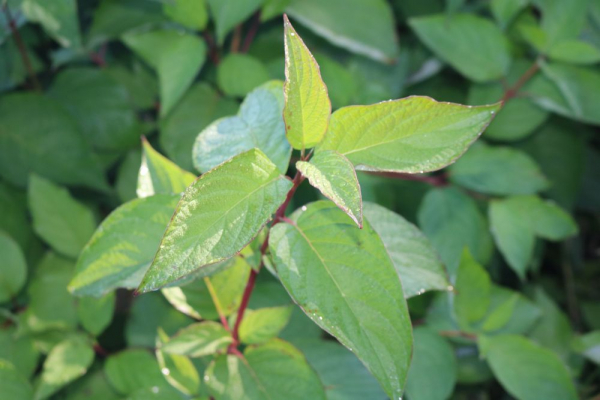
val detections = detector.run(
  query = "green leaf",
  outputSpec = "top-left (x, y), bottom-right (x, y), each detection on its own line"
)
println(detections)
top-left (317, 97), bottom-right (500, 173)
top-left (269, 201), bottom-right (412, 398)
top-left (76, 292), bottom-right (116, 336)
top-left (0, 181), bottom-right (35, 252)
top-left (0, 360), bottom-right (33, 400)
top-left (314, 53), bottom-right (360, 110)
top-left (529, 288), bottom-right (573, 361)
top-left (477, 286), bottom-right (541, 335)
top-left (480, 335), bottom-right (578, 400)
top-left (405, 328), bottom-right (457, 400)
top-left (454, 249), bottom-right (491, 330)
top-left (105, 349), bottom-right (166, 395)
top-left (418, 187), bottom-right (494, 275)
top-left (22, 0), bottom-right (81, 48)
top-left (123, 29), bottom-right (207, 117)
top-left (69, 195), bottom-right (179, 297)
top-left (529, 62), bottom-right (600, 126)
top-left (449, 142), bottom-right (550, 195)
top-left (48, 67), bottom-right (142, 151)
top-left (156, 329), bottom-right (200, 396)
top-left (0, 93), bottom-right (107, 191)
top-left (239, 305), bottom-right (293, 345)
top-left (532, 0), bottom-right (588, 48)
top-left (0, 327), bottom-right (39, 378)
top-left (139, 149), bottom-right (292, 292)
top-left (217, 54), bottom-right (270, 97)
top-left (409, 14), bottom-right (511, 82)
top-left (28, 174), bottom-right (96, 259)
top-left (548, 40), bottom-right (600, 65)
top-left (490, 0), bottom-right (529, 29)
top-left (193, 81), bottom-right (291, 174)
top-left (489, 195), bottom-right (578, 279)
top-left (163, 0), bottom-right (208, 30)
top-left (296, 150), bottom-right (362, 226)
top-left (105, 62), bottom-right (158, 111)
top-left (572, 331), bottom-right (600, 365)
top-left (161, 321), bottom-right (232, 357)
top-left (34, 337), bottom-right (94, 400)
top-left (207, 0), bottom-right (263, 45)
top-left (363, 202), bottom-right (450, 298)
top-left (160, 82), bottom-right (238, 170)
top-left (286, 0), bottom-right (398, 63)
top-left (137, 139), bottom-right (196, 199)
top-left (205, 339), bottom-right (326, 399)
top-left (0, 231), bottom-right (27, 303)
top-left (283, 15), bottom-right (331, 150)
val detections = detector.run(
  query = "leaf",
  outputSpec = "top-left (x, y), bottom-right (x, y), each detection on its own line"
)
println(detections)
top-left (489, 195), bottom-right (578, 279)
top-left (22, 0), bottom-right (81, 48)
top-left (0, 232), bottom-right (27, 303)
top-left (283, 15), bottom-right (331, 150)
top-left (0, 180), bottom-right (35, 253)
top-left (161, 321), bottom-right (232, 358)
top-left (0, 93), bottom-right (107, 191)
top-left (160, 82), bottom-right (238, 170)
top-left (317, 96), bottom-right (500, 173)
top-left (409, 14), bottom-right (511, 82)
top-left (239, 306), bottom-right (293, 345)
top-left (362, 202), bottom-right (450, 298)
top-left (0, 359), bottom-right (33, 400)
top-left (106, 62), bottom-right (158, 111)
top-left (269, 201), bottom-right (412, 398)
top-left (529, 62), bottom-right (600, 126)
top-left (139, 149), bottom-right (292, 292)
top-left (68, 195), bottom-right (179, 297)
top-left (205, 339), bottom-right (326, 399)
top-left (449, 142), bottom-right (550, 195)
top-left (76, 292), bottom-right (116, 336)
top-left (286, 0), bottom-right (398, 63)
top-left (137, 139), bottom-right (196, 199)
top-left (418, 187), bottom-right (494, 275)
top-left (217, 54), bottom-right (270, 97)
top-left (548, 40), bottom-right (600, 65)
top-left (34, 337), bottom-right (94, 400)
top-left (572, 331), bottom-right (600, 365)
top-left (207, 0), bottom-right (263, 45)
top-left (314, 53), bottom-right (360, 109)
top-left (28, 174), bottom-right (96, 259)
top-left (532, 0), bottom-right (588, 48)
top-left (480, 335), bottom-right (578, 400)
top-left (491, 0), bottom-right (529, 29)
top-left (405, 328), bottom-right (457, 400)
top-left (296, 150), bottom-right (362, 227)
top-left (477, 286), bottom-right (541, 335)
top-left (163, 0), bottom-right (208, 30)
top-left (104, 350), bottom-right (167, 395)
top-left (156, 329), bottom-right (200, 396)
top-left (48, 67), bottom-right (141, 151)
top-left (0, 327), bottom-right (39, 378)
top-left (123, 29), bottom-right (207, 117)
top-left (193, 81), bottom-right (291, 174)
top-left (454, 249), bottom-right (491, 330)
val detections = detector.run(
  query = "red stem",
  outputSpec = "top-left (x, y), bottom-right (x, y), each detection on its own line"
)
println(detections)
top-left (204, 32), bottom-right (220, 64)
top-left (3, 4), bottom-right (41, 91)
top-left (241, 11), bottom-right (261, 53)
top-left (500, 59), bottom-right (541, 103)
top-left (230, 24), bottom-right (242, 53)
top-left (372, 171), bottom-right (449, 187)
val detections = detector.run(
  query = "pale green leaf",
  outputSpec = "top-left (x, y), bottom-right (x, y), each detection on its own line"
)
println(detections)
top-left (449, 142), bottom-right (549, 195)
top-left (0, 93), bottom-right (108, 191)
top-left (34, 337), bottom-right (94, 400)
top-left (286, 0), bottom-right (398, 63)
top-left (105, 350), bottom-right (167, 395)
top-left (283, 15), bottom-right (331, 150)
top-left (156, 329), bottom-right (200, 396)
top-left (69, 195), bottom-right (179, 297)
top-left (28, 174), bottom-right (96, 259)
top-left (193, 81), bottom-right (291, 174)
top-left (217, 54), bottom-right (270, 97)
top-left (205, 339), bottom-right (326, 399)
top-left (317, 96), bottom-right (500, 173)
top-left (491, 0), bottom-right (529, 29)
top-left (161, 321), bottom-right (232, 358)
top-left (454, 249), bottom-right (491, 330)
top-left (532, 0), bottom-right (588, 48)
top-left (0, 231), bottom-right (27, 303)
top-left (548, 40), bottom-right (600, 65)
top-left (163, 0), bottom-right (208, 30)
top-left (480, 335), bottom-right (578, 400)
top-left (0, 360), bottom-right (33, 400)
top-left (76, 292), bottom-right (116, 336)
top-left (239, 305), bottom-right (293, 345)
top-left (269, 201), bottom-right (412, 398)
top-left (363, 202), bottom-right (450, 298)
top-left (123, 29), bottom-right (206, 117)
top-left (22, 0), bottom-right (81, 48)
top-left (207, 0), bottom-right (263, 45)
top-left (572, 331), bottom-right (600, 365)
top-left (477, 286), bottom-right (541, 335)
top-left (160, 82), bottom-right (238, 170)
top-left (140, 149), bottom-right (292, 292)
top-left (406, 328), bottom-right (457, 400)
top-left (137, 139), bottom-right (196, 199)
top-left (409, 14), bottom-right (511, 82)
top-left (296, 150), bottom-right (362, 226)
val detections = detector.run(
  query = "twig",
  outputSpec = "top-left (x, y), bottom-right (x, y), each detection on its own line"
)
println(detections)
top-left (230, 24), bottom-right (242, 53)
top-left (500, 59), bottom-right (541, 104)
top-left (229, 269), bottom-right (257, 348)
top-left (3, 3), bottom-right (41, 91)
top-left (241, 11), bottom-right (261, 53)
top-left (204, 32), bottom-right (220, 64)
top-left (370, 171), bottom-right (449, 187)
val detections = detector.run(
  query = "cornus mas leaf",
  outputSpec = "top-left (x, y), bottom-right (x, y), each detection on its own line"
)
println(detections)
top-left (283, 15), bottom-right (331, 150)
top-left (138, 149), bottom-right (292, 292)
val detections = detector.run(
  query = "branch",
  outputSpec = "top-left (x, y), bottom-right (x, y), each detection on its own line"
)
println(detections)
top-left (230, 24), bottom-right (242, 53)
top-left (204, 32), bottom-right (220, 64)
top-left (371, 171), bottom-right (449, 187)
top-left (241, 11), bottom-right (261, 53)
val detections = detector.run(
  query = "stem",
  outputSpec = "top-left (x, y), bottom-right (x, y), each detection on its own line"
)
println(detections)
top-left (3, 4), bottom-right (41, 91)
top-left (241, 11), bottom-right (261, 53)
top-left (204, 277), bottom-right (231, 332)
top-left (500, 59), bottom-right (541, 104)
top-left (230, 268), bottom-right (257, 347)
top-left (204, 32), bottom-right (220, 64)
top-left (439, 330), bottom-right (477, 341)
top-left (230, 24), bottom-right (242, 53)
top-left (561, 242), bottom-right (581, 331)
top-left (371, 171), bottom-right (449, 187)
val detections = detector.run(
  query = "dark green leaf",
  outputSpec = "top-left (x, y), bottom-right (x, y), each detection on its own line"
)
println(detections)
top-left (454, 249), bottom-right (491, 330)
top-left (217, 53), bottom-right (270, 97)
top-left (104, 349), bottom-right (167, 395)
top-left (163, 0), bottom-right (208, 30)
top-left (76, 292), bottom-right (116, 336)
top-left (207, 0), bottom-right (263, 45)
top-left (0, 360), bottom-right (33, 400)
top-left (22, 0), bottom-right (81, 48)
top-left (0, 231), bottom-right (27, 303)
